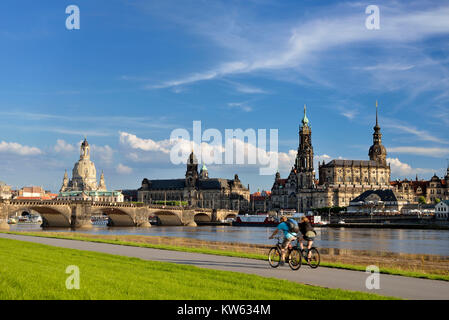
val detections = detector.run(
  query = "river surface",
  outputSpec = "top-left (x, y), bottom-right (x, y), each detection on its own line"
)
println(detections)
top-left (9, 224), bottom-right (449, 256)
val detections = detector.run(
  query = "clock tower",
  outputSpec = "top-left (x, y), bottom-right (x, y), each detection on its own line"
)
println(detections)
top-left (369, 101), bottom-right (387, 165)
top-left (295, 105), bottom-right (315, 189)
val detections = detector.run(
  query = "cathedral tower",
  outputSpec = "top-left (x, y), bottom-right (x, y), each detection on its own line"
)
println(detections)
top-left (185, 151), bottom-right (199, 187)
top-left (295, 105), bottom-right (315, 189)
top-left (369, 101), bottom-right (387, 165)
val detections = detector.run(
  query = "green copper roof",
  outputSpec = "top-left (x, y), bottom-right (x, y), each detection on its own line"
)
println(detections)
top-left (201, 163), bottom-right (208, 171)
top-left (302, 104), bottom-right (309, 126)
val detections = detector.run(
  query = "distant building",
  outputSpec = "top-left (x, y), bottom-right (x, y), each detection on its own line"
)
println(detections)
top-left (15, 186), bottom-right (57, 200)
top-left (347, 189), bottom-right (408, 214)
top-left (58, 190), bottom-right (124, 202)
top-left (138, 152), bottom-right (250, 210)
top-left (391, 167), bottom-right (449, 204)
top-left (58, 138), bottom-right (123, 202)
top-left (250, 190), bottom-right (271, 213)
top-left (0, 181), bottom-right (12, 199)
top-left (435, 200), bottom-right (449, 220)
top-left (400, 203), bottom-right (435, 215)
top-left (121, 189), bottom-right (138, 202)
top-left (270, 103), bottom-right (391, 213)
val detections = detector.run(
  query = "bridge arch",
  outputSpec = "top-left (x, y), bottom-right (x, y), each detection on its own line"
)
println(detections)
top-left (8, 206), bottom-right (70, 227)
top-left (224, 213), bottom-right (237, 220)
top-left (152, 210), bottom-right (182, 226)
top-left (92, 207), bottom-right (135, 227)
top-left (194, 212), bottom-right (211, 223)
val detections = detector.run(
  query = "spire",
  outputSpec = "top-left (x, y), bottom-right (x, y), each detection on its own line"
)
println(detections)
top-left (445, 159), bottom-right (449, 179)
top-left (302, 104), bottom-right (309, 126)
top-left (374, 100), bottom-right (380, 131)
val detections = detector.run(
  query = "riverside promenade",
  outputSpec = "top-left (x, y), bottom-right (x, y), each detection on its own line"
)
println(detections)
top-left (1, 233), bottom-right (448, 300)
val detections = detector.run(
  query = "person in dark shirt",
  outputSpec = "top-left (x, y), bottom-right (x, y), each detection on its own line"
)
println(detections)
top-left (298, 217), bottom-right (316, 261)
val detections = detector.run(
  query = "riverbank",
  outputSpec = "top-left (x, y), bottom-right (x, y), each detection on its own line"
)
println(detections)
top-left (3, 231), bottom-right (448, 281)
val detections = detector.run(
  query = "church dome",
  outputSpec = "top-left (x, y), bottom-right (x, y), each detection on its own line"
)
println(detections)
top-left (72, 158), bottom-right (97, 180)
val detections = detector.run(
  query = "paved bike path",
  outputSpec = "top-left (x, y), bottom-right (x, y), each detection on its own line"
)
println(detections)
top-left (1, 233), bottom-right (448, 300)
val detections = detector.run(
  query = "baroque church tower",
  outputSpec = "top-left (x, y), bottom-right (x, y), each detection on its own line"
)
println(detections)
top-left (368, 101), bottom-right (387, 165)
top-left (295, 105), bottom-right (315, 189)
top-left (59, 138), bottom-right (107, 192)
top-left (185, 151), bottom-right (199, 187)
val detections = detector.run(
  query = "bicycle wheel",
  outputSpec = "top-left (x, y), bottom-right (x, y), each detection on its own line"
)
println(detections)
top-left (268, 247), bottom-right (281, 268)
top-left (307, 247), bottom-right (320, 268)
top-left (288, 248), bottom-right (302, 270)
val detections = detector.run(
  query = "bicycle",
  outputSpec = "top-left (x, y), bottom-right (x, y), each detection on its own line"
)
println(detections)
top-left (288, 239), bottom-right (320, 270)
top-left (268, 236), bottom-right (297, 270)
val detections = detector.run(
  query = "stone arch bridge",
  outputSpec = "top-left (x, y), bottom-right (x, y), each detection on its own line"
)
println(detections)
top-left (0, 199), bottom-right (238, 229)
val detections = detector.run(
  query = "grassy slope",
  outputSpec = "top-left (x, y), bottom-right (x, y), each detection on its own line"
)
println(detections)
top-left (0, 238), bottom-right (394, 300)
top-left (2, 231), bottom-right (448, 282)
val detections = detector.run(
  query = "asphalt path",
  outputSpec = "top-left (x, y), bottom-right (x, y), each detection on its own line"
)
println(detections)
top-left (1, 233), bottom-right (448, 300)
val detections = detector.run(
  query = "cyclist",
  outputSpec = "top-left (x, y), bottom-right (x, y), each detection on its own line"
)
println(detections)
top-left (298, 216), bottom-right (316, 261)
top-left (269, 216), bottom-right (298, 265)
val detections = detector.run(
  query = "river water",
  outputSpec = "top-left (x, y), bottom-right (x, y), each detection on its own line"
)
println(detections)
top-left (10, 224), bottom-right (449, 256)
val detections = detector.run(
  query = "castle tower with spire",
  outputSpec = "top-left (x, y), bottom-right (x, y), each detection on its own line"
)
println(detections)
top-left (369, 101), bottom-right (387, 165)
top-left (295, 105), bottom-right (315, 189)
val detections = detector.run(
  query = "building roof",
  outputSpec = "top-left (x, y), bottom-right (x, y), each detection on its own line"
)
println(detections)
top-left (140, 177), bottom-right (241, 191)
top-left (351, 189), bottom-right (399, 203)
top-left (321, 159), bottom-right (386, 168)
top-left (141, 179), bottom-right (186, 190)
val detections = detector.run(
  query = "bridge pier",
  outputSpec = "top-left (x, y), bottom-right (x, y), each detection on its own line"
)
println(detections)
top-left (181, 209), bottom-right (197, 227)
top-left (133, 208), bottom-right (151, 228)
top-left (0, 204), bottom-right (9, 230)
top-left (71, 204), bottom-right (93, 229)
top-left (0, 220), bottom-right (9, 230)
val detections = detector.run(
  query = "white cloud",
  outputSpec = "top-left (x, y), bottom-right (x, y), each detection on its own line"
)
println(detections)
top-left (116, 163), bottom-right (133, 174)
top-left (119, 131), bottom-right (172, 153)
top-left (54, 139), bottom-right (75, 153)
top-left (119, 131), bottom-right (337, 177)
top-left (387, 157), bottom-right (436, 176)
top-left (91, 145), bottom-right (114, 164)
top-left (0, 141), bottom-right (42, 156)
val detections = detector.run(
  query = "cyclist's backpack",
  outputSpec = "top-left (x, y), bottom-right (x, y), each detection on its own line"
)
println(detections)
top-left (286, 218), bottom-right (299, 233)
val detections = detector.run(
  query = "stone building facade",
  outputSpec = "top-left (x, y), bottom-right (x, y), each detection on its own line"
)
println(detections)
top-left (391, 167), bottom-right (449, 204)
top-left (138, 152), bottom-right (250, 211)
top-left (0, 181), bottom-right (12, 199)
top-left (271, 104), bottom-right (391, 213)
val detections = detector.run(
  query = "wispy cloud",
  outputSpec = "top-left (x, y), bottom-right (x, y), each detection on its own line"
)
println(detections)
top-left (388, 146), bottom-right (449, 157)
top-left (143, 3), bottom-right (449, 92)
top-left (383, 121), bottom-right (448, 144)
top-left (228, 102), bottom-right (252, 112)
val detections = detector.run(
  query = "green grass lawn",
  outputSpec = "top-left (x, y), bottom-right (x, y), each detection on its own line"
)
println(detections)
top-left (0, 238), bottom-right (395, 300)
top-left (3, 231), bottom-right (448, 282)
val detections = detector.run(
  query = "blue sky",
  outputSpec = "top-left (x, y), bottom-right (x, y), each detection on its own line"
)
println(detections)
top-left (0, 0), bottom-right (449, 193)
